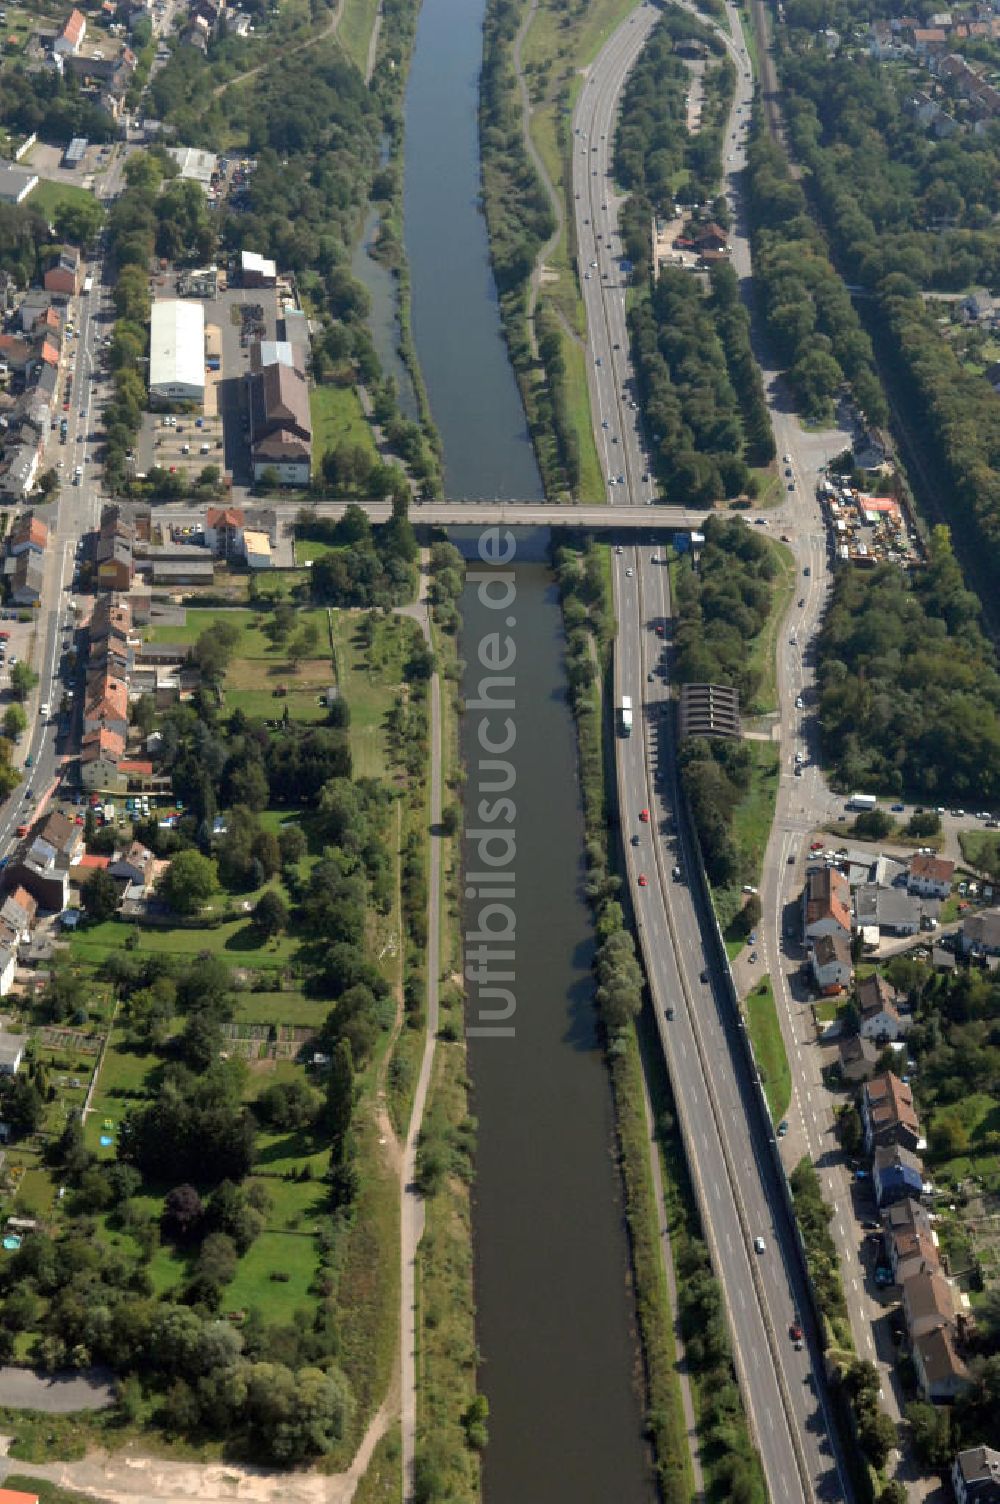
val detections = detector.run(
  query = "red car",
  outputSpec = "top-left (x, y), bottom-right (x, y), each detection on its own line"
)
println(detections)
top-left (655, 624), bottom-right (665, 636)
top-left (790, 1321), bottom-right (802, 1342)
top-left (810, 840), bottom-right (823, 851)
top-left (639, 808), bottom-right (650, 823)
top-left (637, 874), bottom-right (648, 887)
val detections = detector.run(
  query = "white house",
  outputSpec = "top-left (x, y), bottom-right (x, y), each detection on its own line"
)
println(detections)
top-left (953, 1446), bottom-right (1000, 1504)
top-left (803, 867), bottom-right (852, 942)
top-left (857, 973), bottom-right (911, 1042)
top-left (53, 7), bottom-right (87, 54)
top-left (0, 944), bottom-right (16, 998)
top-left (908, 853), bottom-right (955, 900)
top-left (0, 1030), bottom-right (29, 1074)
top-left (811, 932), bottom-right (853, 993)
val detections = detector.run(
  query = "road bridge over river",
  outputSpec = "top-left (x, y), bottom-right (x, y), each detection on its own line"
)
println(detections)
top-left (160, 499), bottom-right (715, 531)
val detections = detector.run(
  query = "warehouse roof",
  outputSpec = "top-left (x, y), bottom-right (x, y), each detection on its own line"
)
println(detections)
top-left (149, 299), bottom-right (204, 394)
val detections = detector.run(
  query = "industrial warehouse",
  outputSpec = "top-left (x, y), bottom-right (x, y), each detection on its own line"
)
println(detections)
top-left (148, 299), bottom-right (206, 405)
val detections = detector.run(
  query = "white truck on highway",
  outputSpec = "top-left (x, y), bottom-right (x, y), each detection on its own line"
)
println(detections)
top-left (848, 792), bottom-right (877, 811)
top-left (619, 695), bottom-right (633, 737)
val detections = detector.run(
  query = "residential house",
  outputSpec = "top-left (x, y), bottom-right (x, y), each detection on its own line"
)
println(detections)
top-left (811, 932), bottom-right (853, 993)
top-left (961, 906), bottom-right (1000, 957)
top-left (873, 1143), bottom-right (925, 1206)
top-left (891, 1228), bottom-right (941, 1284)
top-left (953, 1446), bottom-right (1000, 1504)
top-left (838, 1035), bottom-right (879, 1083)
top-left (37, 812), bottom-right (84, 868)
top-left (882, 1195), bottom-right (934, 1243)
top-left (204, 506), bottom-right (244, 558)
top-left (109, 841), bottom-right (156, 890)
top-left (0, 886), bottom-right (37, 943)
top-left (53, 8), bottom-right (87, 53)
top-left (249, 361), bottom-right (312, 486)
top-left (0, 447), bottom-right (40, 502)
top-left (803, 867), bottom-right (852, 942)
top-left (862, 1071), bottom-right (921, 1152)
top-left (0, 1486), bottom-right (41, 1504)
top-left (16, 291), bottom-right (53, 333)
top-left (6, 551), bottom-right (43, 605)
top-left (0, 941), bottom-right (16, 998)
top-left (0, 1032), bottom-right (29, 1075)
top-left (908, 853), bottom-right (955, 899)
top-left (80, 727), bottom-right (126, 792)
top-left (0, 165), bottom-right (38, 206)
top-left (857, 973), bottom-right (910, 1042)
top-left (83, 674), bottom-right (128, 739)
top-left (8, 512), bottom-right (48, 557)
top-left (914, 1326), bottom-right (970, 1402)
top-left (96, 533), bottom-right (134, 591)
top-left (43, 246), bottom-right (81, 299)
top-left (0, 334), bottom-right (31, 374)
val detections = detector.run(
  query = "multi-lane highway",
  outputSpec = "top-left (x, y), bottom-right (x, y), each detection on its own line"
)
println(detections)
top-left (572, 4), bottom-right (852, 1499)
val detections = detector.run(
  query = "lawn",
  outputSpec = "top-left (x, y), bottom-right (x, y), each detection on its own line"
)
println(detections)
top-left (331, 610), bottom-right (419, 779)
top-left (745, 539), bottom-right (796, 715)
top-left (745, 975), bottom-right (791, 1124)
top-left (222, 1231), bottom-right (317, 1321)
top-left (147, 606), bottom-right (330, 655)
top-left (225, 654), bottom-right (332, 723)
top-left (337, 0), bottom-right (380, 73)
top-left (28, 177), bottom-right (101, 222)
top-left (310, 384), bottom-right (378, 479)
top-left (715, 740), bottom-right (780, 932)
top-left (959, 829), bottom-right (1000, 876)
top-left (71, 916), bottom-right (298, 967)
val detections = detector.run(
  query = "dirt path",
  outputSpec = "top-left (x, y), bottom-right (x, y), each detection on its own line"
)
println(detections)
top-left (512, 0), bottom-right (566, 359)
top-left (212, 0), bottom-right (344, 98)
top-left (399, 551), bottom-right (442, 1501)
top-left (365, 0), bottom-right (382, 85)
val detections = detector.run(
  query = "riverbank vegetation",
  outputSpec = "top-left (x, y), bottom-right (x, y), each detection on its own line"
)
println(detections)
top-left (552, 532), bottom-right (764, 1498)
top-left (411, 547), bottom-right (483, 1504)
top-left (555, 533), bottom-right (696, 1502)
top-left (815, 528), bottom-right (1000, 804)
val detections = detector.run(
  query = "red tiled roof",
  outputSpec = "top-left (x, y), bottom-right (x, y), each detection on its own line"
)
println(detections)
top-left (910, 853), bottom-right (955, 885)
top-left (60, 8), bottom-right (86, 44)
top-left (77, 854), bottom-right (111, 870)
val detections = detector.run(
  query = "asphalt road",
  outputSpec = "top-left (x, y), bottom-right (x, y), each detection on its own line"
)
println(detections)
top-left (572, 4), bottom-right (851, 1499)
top-left (0, 240), bottom-right (114, 856)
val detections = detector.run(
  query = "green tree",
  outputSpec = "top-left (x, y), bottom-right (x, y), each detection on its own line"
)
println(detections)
top-left (252, 889), bottom-right (288, 938)
top-left (156, 850), bottom-right (218, 915)
top-left (324, 1039), bottom-right (354, 1162)
top-left (3, 704), bottom-right (26, 741)
top-left (81, 868), bottom-right (120, 923)
top-left (9, 662), bottom-right (38, 702)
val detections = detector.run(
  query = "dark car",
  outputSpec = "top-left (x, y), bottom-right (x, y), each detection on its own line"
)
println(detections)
top-left (700, 969), bottom-right (709, 984)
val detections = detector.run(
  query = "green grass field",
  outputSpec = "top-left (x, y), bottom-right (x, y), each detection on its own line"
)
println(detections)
top-left (337, 0), bottom-right (380, 74)
top-left (746, 975), bottom-right (791, 1123)
top-left (29, 177), bottom-right (101, 221)
top-left (959, 829), bottom-right (1000, 875)
top-left (331, 610), bottom-right (419, 779)
top-left (310, 384), bottom-right (379, 478)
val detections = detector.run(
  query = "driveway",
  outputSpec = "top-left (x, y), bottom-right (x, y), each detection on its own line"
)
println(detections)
top-left (0, 1366), bottom-right (114, 1412)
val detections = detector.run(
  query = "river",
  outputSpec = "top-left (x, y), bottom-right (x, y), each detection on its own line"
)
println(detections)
top-left (402, 0), bottom-right (654, 1497)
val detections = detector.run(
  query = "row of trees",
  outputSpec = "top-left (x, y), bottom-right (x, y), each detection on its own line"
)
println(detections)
top-left (629, 269), bottom-right (754, 504)
top-left (672, 514), bottom-right (780, 706)
top-left (816, 528), bottom-right (1000, 801)
top-left (745, 124), bottom-right (887, 425)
